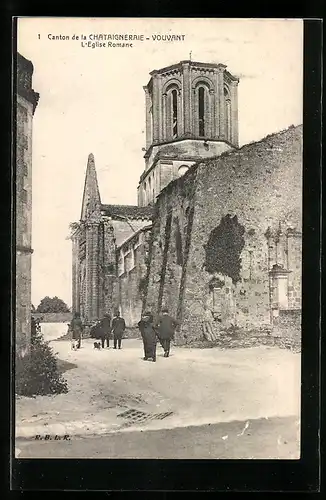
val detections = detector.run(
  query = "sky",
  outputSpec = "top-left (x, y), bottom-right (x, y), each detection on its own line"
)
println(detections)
top-left (17, 18), bottom-right (303, 308)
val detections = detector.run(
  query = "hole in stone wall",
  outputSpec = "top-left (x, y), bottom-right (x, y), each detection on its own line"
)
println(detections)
top-left (204, 214), bottom-right (245, 283)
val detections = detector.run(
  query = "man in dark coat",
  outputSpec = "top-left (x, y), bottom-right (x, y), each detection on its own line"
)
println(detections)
top-left (138, 311), bottom-right (157, 362)
top-left (111, 310), bottom-right (126, 349)
top-left (98, 312), bottom-right (112, 348)
top-left (155, 308), bottom-right (179, 357)
top-left (70, 312), bottom-right (84, 348)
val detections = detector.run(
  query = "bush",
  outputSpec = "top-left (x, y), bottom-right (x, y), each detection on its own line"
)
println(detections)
top-left (15, 328), bottom-right (69, 397)
top-left (36, 296), bottom-right (70, 313)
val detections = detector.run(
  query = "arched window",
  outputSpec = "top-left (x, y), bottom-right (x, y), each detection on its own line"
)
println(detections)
top-left (171, 89), bottom-right (178, 139)
top-left (177, 165), bottom-right (189, 177)
top-left (149, 105), bottom-right (153, 144)
top-left (143, 182), bottom-right (147, 205)
top-left (164, 84), bottom-right (180, 141)
top-left (198, 87), bottom-right (205, 137)
top-left (224, 87), bottom-right (231, 141)
top-left (148, 177), bottom-right (152, 202)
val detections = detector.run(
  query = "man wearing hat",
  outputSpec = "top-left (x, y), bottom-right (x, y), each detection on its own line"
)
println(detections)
top-left (138, 311), bottom-right (157, 362)
top-left (98, 312), bottom-right (112, 348)
top-left (155, 307), bottom-right (179, 357)
top-left (111, 310), bottom-right (126, 349)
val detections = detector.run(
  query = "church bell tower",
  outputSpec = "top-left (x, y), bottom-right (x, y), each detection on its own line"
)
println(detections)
top-left (137, 60), bottom-right (239, 207)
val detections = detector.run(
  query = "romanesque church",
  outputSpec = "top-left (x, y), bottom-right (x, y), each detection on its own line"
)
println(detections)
top-left (70, 59), bottom-right (302, 343)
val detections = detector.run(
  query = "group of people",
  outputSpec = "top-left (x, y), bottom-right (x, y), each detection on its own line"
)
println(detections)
top-left (69, 310), bottom-right (126, 350)
top-left (138, 308), bottom-right (179, 362)
top-left (69, 307), bottom-right (179, 362)
top-left (91, 310), bottom-right (126, 349)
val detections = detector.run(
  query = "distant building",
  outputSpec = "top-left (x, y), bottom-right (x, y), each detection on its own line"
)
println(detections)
top-left (70, 60), bottom-right (302, 342)
top-left (16, 53), bottom-right (39, 355)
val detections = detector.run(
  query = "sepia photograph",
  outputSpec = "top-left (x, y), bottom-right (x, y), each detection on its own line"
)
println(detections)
top-left (14, 17), bottom-right (303, 461)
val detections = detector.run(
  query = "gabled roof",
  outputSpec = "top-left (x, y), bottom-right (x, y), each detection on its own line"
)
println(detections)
top-left (101, 204), bottom-right (154, 221)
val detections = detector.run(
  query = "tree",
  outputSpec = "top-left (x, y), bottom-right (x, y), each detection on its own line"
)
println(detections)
top-left (36, 296), bottom-right (70, 313)
top-left (31, 304), bottom-right (36, 312)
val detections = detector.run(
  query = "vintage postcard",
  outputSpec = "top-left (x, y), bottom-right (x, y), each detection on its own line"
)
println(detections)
top-left (14, 17), bottom-right (304, 463)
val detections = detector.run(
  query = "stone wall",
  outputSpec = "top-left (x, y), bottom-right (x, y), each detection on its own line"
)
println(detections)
top-left (272, 309), bottom-right (301, 342)
top-left (118, 228), bottom-right (152, 326)
top-left (144, 125), bottom-right (302, 342)
top-left (33, 312), bottom-right (72, 323)
top-left (144, 168), bottom-right (197, 323)
top-left (16, 251), bottom-right (32, 353)
top-left (16, 93), bottom-right (34, 354)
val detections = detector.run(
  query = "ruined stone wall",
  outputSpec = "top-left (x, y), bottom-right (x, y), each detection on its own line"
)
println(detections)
top-left (144, 169), bottom-right (197, 323)
top-left (144, 125), bottom-right (302, 342)
top-left (119, 229), bottom-right (152, 326)
top-left (272, 309), bottom-right (301, 344)
top-left (119, 268), bottom-right (142, 326)
top-left (182, 125), bottom-right (302, 340)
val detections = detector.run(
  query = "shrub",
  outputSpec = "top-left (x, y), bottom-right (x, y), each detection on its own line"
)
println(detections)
top-left (15, 328), bottom-right (68, 397)
top-left (36, 296), bottom-right (70, 313)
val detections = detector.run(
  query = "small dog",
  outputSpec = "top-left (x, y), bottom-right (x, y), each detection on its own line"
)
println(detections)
top-left (71, 339), bottom-right (78, 351)
top-left (93, 341), bottom-right (101, 350)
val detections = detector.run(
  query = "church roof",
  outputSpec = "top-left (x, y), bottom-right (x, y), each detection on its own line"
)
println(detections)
top-left (101, 204), bottom-right (154, 221)
top-left (146, 60), bottom-right (239, 87)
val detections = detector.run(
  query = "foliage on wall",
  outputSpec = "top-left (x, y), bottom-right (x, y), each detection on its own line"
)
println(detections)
top-left (138, 276), bottom-right (148, 296)
top-left (141, 224), bottom-right (157, 310)
top-left (204, 215), bottom-right (245, 283)
top-left (157, 213), bottom-right (173, 312)
top-left (175, 217), bottom-right (183, 266)
top-left (177, 206), bottom-right (195, 322)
